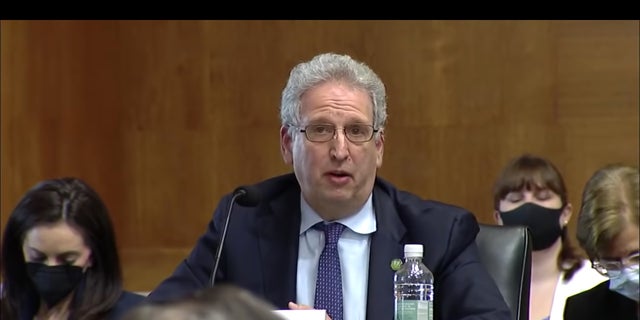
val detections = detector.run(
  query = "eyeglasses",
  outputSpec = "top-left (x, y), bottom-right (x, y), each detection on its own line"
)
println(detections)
top-left (297, 124), bottom-right (378, 143)
top-left (591, 251), bottom-right (640, 277)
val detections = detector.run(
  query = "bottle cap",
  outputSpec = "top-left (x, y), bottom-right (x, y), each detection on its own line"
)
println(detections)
top-left (404, 244), bottom-right (423, 258)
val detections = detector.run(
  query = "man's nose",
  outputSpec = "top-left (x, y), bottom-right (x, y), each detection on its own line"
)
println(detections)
top-left (330, 129), bottom-right (350, 160)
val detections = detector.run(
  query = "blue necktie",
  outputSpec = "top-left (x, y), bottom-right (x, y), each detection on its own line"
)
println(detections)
top-left (314, 222), bottom-right (346, 320)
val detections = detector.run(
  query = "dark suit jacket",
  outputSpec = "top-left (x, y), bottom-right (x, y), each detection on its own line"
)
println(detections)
top-left (147, 173), bottom-right (511, 320)
top-left (564, 280), bottom-right (639, 320)
top-left (110, 291), bottom-right (146, 320)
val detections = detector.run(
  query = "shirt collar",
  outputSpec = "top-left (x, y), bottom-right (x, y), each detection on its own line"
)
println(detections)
top-left (299, 192), bottom-right (377, 235)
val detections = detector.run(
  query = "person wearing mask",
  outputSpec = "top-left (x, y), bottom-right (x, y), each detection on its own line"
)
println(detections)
top-left (1, 177), bottom-right (144, 320)
top-left (564, 164), bottom-right (639, 319)
top-left (493, 154), bottom-right (607, 320)
top-left (146, 52), bottom-right (511, 320)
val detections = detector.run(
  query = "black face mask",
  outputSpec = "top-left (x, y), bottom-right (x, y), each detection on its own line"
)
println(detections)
top-left (499, 202), bottom-right (564, 251)
top-left (26, 262), bottom-right (84, 308)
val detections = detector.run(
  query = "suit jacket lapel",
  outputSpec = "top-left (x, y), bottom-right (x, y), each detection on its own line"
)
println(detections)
top-left (255, 179), bottom-right (406, 318)
top-left (258, 186), bottom-right (301, 309)
top-left (367, 185), bottom-right (406, 320)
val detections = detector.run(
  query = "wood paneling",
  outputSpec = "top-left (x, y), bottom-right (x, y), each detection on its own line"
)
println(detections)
top-left (2, 20), bottom-right (638, 291)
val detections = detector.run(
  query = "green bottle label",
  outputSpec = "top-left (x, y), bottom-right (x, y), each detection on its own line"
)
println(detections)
top-left (395, 300), bottom-right (432, 320)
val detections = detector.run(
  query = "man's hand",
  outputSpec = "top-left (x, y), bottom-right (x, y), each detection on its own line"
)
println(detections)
top-left (287, 302), bottom-right (332, 320)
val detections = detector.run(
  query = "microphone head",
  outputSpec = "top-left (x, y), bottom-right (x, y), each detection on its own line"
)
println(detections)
top-left (233, 185), bottom-right (261, 207)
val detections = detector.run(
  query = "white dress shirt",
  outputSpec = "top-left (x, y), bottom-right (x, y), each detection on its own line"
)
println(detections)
top-left (548, 260), bottom-right (608, 320)
top-left (296, 193), bottom-right (377, 320)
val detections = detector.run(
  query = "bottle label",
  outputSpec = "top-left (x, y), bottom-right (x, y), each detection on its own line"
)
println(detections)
top-left (395, 300), bottom-right (432, 320)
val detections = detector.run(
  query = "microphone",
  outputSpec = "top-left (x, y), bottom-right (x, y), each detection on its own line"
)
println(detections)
top-left (209, 185), bottom-right (261, 287)
top-left (232, 185), bottom-right (261, 207)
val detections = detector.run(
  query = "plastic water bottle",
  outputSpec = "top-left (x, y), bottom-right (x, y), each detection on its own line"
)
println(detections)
top-left (394, 244), bottom-right (434, 320)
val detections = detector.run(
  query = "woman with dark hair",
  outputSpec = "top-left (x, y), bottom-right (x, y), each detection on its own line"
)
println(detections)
top-left (492, 154), bottom-right (606, 320)
top-left (1, 177), bottom-right (144, 320)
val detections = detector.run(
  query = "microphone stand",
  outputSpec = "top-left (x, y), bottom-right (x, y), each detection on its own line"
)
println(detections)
top-left (209, 190), bottom-right (245, 287)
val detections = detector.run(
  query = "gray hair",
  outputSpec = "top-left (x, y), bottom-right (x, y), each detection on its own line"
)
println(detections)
top-left (122, 285), bottom-right (285, 320)
top-left (280, 53), bottom-right (388, 135)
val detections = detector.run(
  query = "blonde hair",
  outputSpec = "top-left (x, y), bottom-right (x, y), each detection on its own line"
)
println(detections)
top-left (576, 164), bottom-right (639, 259)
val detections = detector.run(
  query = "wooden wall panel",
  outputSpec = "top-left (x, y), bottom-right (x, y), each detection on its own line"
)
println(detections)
top-left (2, 20), bottom-right (638, 291)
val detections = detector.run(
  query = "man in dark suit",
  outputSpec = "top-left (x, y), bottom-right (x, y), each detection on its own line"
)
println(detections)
top-left (147, 52), bottom-right (510, 320)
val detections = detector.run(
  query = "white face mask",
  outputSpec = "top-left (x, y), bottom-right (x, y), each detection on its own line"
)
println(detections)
top-left (608, 264), bottom-right (640, 302)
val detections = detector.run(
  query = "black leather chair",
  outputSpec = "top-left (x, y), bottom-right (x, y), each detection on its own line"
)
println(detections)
top-left (476, 224), bottom-right (531, 320)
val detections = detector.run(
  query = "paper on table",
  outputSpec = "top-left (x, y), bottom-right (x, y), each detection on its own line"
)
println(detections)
top-left (273, 309), bottom-right (327, 320)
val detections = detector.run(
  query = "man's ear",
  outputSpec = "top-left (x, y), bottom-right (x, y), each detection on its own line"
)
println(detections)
top-left (375, 131), bottom-right (385, 167)
top-left (280, 126), bottom-right (293, 165)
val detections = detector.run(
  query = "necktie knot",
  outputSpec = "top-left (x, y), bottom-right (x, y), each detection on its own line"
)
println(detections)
top-left (315, 222), bottom-right (345, 245)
